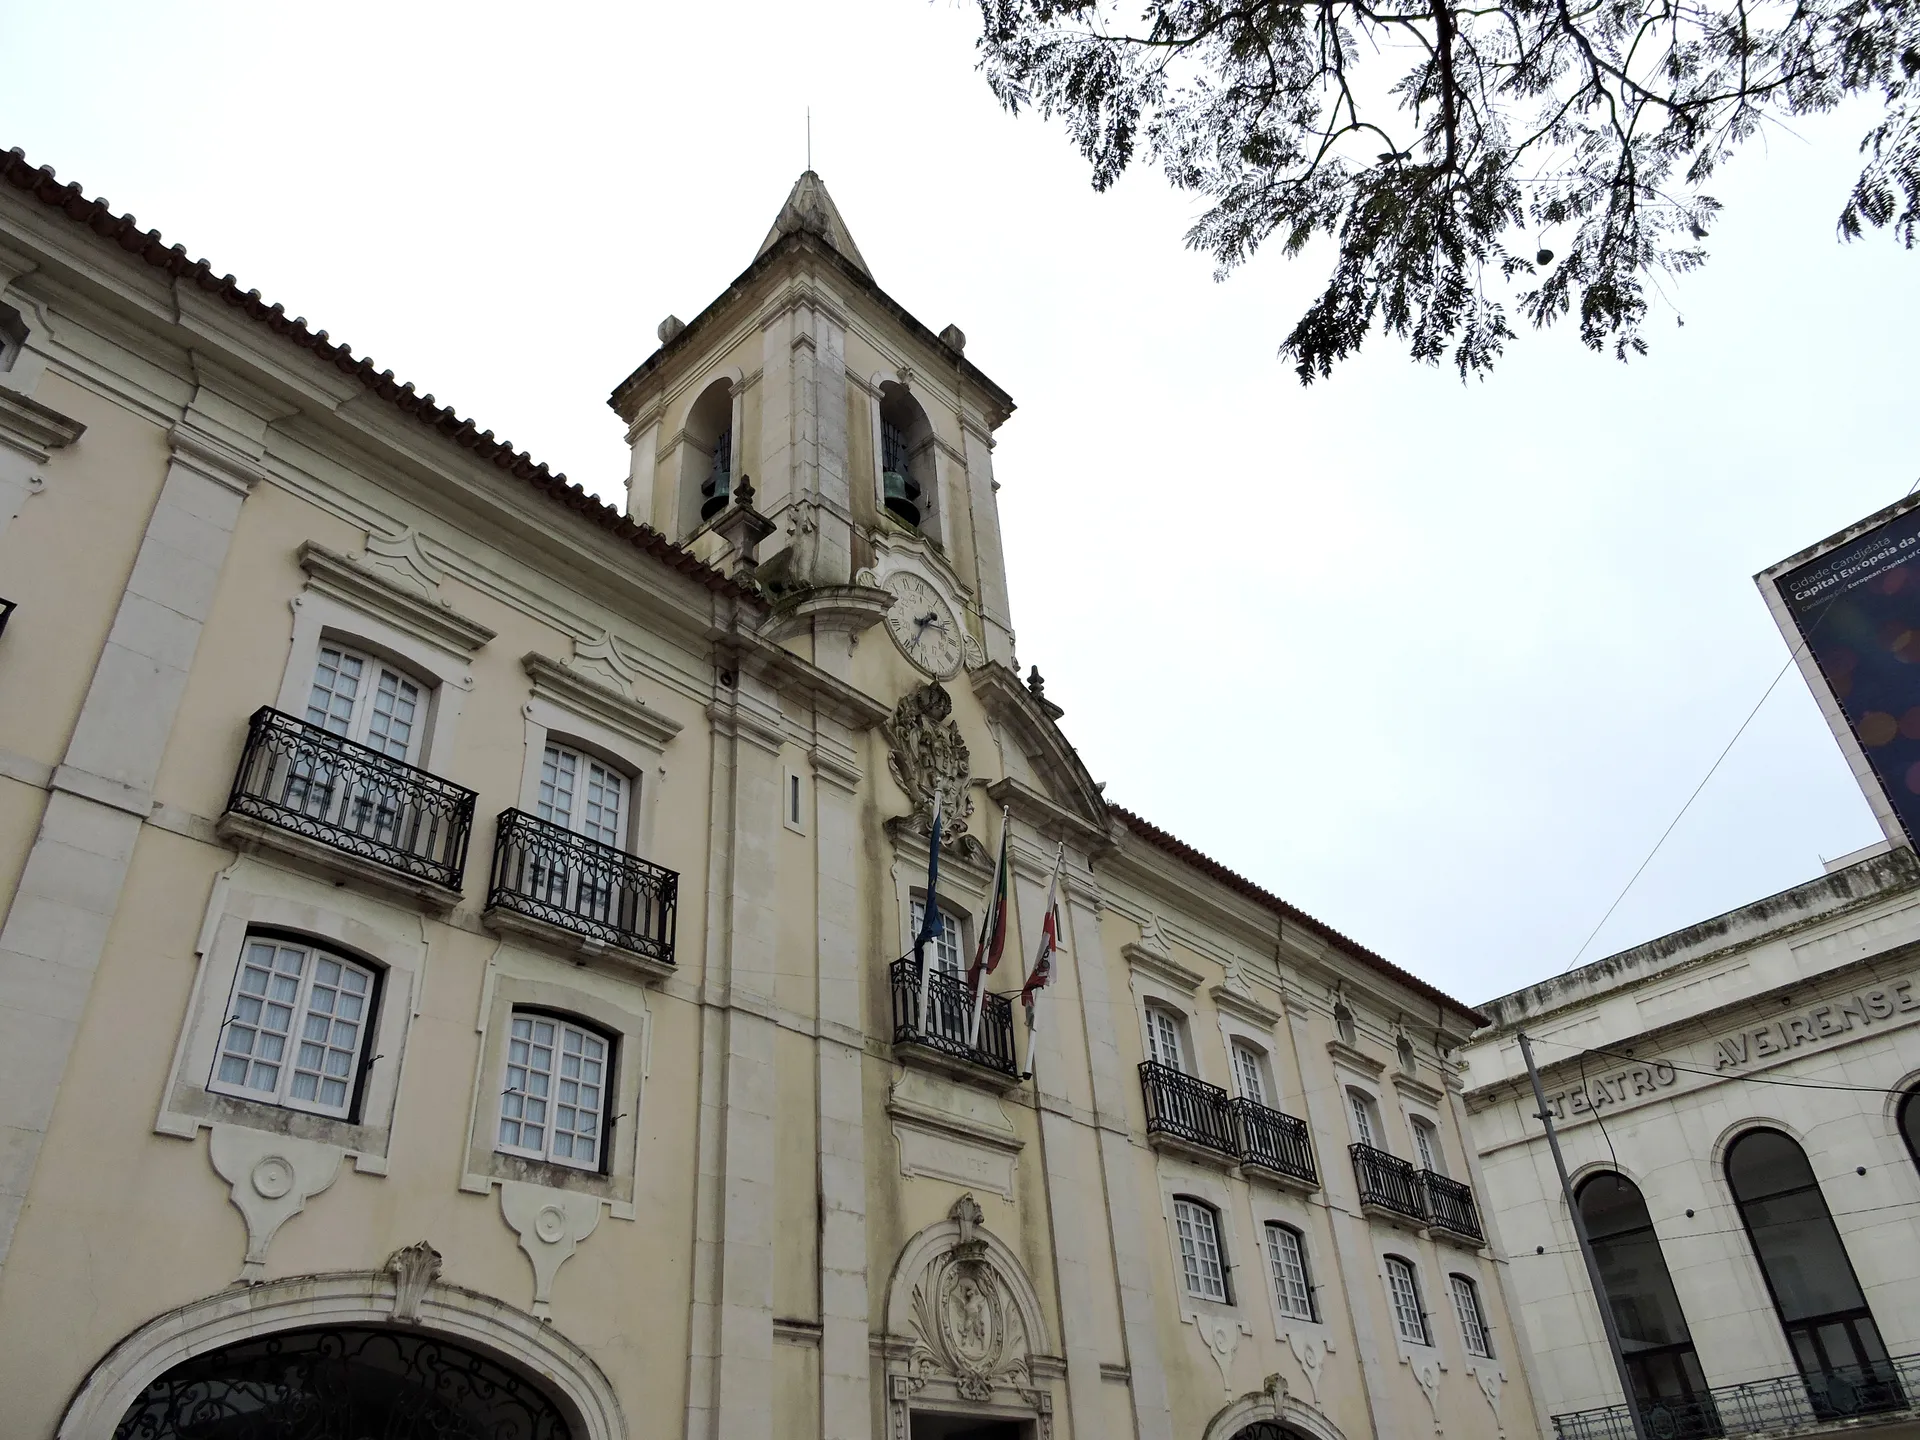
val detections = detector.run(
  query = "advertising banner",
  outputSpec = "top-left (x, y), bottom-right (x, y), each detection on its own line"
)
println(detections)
top-left (1769, 501), bottom-right (1920, 848)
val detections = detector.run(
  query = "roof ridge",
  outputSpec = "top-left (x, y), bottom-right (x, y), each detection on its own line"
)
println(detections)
top-left (0, 145), bottom-right (757, 605)
top-left (1108, 803), bottom-right (1486, 1025)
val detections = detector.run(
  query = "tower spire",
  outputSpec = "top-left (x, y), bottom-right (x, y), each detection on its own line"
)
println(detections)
top-left (757, 171), bottom-right (870, 277)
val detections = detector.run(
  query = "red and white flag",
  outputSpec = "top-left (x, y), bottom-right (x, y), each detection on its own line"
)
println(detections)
top-left (1018, 845), bottom-right (1066, 1078)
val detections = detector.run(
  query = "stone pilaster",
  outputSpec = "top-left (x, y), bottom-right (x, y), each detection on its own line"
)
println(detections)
top-left (687, 673), bottom-right (787, 1440)
top-left (959, 416), bottom-right (1014, 668)
top-left (812, 723), bottom-right (870, 1440)
top-left (0, 419), bottom-right (261, 1275)
top-left (1284, 997), bottom-right (1393, 1436)
top-left (1059, 866), bottom-right (1175, 1440)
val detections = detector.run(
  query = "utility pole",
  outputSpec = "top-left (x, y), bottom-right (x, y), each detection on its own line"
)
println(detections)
top-left (1517, 1031), bottom-right (1651, 1440)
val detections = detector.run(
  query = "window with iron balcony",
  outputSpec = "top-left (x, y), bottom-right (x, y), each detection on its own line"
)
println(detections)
top-left (890, 900), bottom-right (1019, 1085)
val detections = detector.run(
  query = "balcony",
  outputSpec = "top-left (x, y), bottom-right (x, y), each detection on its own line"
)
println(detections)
top-left (1229, 1096), bottom-right (1319, 1191)
top-left (1553, 1353), bottom-right (1920, 1440)
top-left (484, 808), bottom-right (678, 980)
top-left (1351, 1142), bottom-right (1428, 1224)
top-left (222, 706), bottom-right (475, 903)
top-left (889, 959), bottom-right (1019, 1085)
top-left (1421, 1169), bottom-right (1484, 1244)
top-left (1141, 1060), bottom-right (1239, 1161)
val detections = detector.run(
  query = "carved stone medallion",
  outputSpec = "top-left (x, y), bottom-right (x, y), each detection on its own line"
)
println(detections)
top-left (885, 682), bottom-right (973, 844)
top-left (907, 1220), bottom-right (1031, 1402)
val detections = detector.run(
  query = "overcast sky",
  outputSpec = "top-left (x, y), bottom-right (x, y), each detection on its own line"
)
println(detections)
top-left (6, 0), bottom-right (1917, 1007)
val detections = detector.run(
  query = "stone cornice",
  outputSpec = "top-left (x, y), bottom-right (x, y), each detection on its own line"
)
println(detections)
top-left (719, 630), bottom-right (892, 731)
top-left (1392, 1071), bottom-right (1446, 1107)
top-left (0, 386), bottom-right (83, 463)
top-left (1326, 1038), bottom-right (1387, 1078)
top-left (985, 776), bottom-right (1110, 851)
top-left (522, 652), bottom-right (682, 750)
top-left (298, 541), bottom-right (496, 656)
top-left (1123, 940), bottom-right (1205, 995)
top-left (1211, 982), bottom-right (1284, 1029)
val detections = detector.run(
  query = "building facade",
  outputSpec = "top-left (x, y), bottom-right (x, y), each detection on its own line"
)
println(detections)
top-left (1460, 841), bottom-right (1920, 1440)
top-left (0, 152), bottom-right (1542, 1440)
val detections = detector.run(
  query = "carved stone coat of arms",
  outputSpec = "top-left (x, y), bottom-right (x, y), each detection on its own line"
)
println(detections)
top-left (884, 682), bottom-right (973, 845)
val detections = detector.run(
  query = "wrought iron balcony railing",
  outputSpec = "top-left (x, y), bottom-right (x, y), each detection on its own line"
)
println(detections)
top-left (1229, 1096), bottom-right (1319, 1187)
top-left (889, 958), bottom-right (1018, 1078)
top-left (1140, 1061), bottom-right (1239, 1157)
top-left (486, 808), bottom-right (678, 968)
top-left (1552, 1352), bottom-right (1920, 1440)
top-left (1421, 1169), bottom-right (1484, 1242)
top-left (1351, 1142), bottom-right (1428, 1223)
top-left (226, 706), bottom-right (475, 891)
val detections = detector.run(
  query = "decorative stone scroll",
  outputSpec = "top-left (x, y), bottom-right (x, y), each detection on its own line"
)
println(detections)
top-left (885, 683), bottom-right (973, 844)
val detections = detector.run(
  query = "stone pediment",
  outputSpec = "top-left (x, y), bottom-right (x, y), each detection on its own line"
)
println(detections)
top-left (969, 663), bottom-right (1108, 835)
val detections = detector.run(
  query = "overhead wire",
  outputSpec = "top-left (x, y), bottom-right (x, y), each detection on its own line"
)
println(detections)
top-left (1559, 473), bottom-right (1920, 975)
top-left (1514, 1198), bottom-right (1920, 1259)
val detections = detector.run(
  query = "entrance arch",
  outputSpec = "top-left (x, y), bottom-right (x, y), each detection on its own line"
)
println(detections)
top-left (59, 1267), bottom-right (623, 1440)
top-left (109, 1325), bottom-right (570, 1438)
top-left (1202, 1377), bottom-right (1350, 1440)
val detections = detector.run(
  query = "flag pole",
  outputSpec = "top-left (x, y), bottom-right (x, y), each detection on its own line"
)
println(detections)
top-left (1019, 843), bottom-right (1066, 1082)
top-left (915, 792), bottom-right (944, 1029)
top-left (966, 808), bottom-right (1011, 1048)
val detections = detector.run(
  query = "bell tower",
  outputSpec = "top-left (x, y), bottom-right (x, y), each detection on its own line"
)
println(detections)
top-left (608, 171), bottom-right (1019, 671)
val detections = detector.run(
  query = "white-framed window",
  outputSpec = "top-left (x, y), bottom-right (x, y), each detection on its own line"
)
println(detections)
top-left (1174, 1197), bottom-right (1230, 1302)
top-left (1450, 1273), bottom-right (1492, 1358)
top-left (1146, 1005), bottom-right (1187, 1072)
top-left (210, 935), bottom-right (375, 1119)
top-left (306, 643), bottom-right (426, 761)
top-left (1411, 1116), bottom-right (1443, 1175)
top-left (538, 742), bottom-right (629, 848)
top-left (1266, 1222), bottom-right (1315, 1321)
top-left (1231, 1040), bottom-right (1268, 1104)
top-left (497, 1011), bottom-right (610, 1172)
top-left (909, 898), bottom-right (965, 975)
top-left (1348, 1088), bottom-right (1380, 1148)
top-left (1386, 1255), bottom-right (1430, 1345)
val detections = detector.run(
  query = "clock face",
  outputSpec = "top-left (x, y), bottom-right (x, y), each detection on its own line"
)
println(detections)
top-left (883, 572), bottom-right (963, 676)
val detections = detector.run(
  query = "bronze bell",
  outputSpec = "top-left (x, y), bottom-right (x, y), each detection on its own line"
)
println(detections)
top-left (883, 470), bottom-right (921, 526)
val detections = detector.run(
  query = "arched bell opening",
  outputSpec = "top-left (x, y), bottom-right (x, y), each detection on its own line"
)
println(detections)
top-left (682, 376), bottom-right (737, 529)
top-left (877, 381), bottom-right (937, 533)
top-left (109, 1324), bottom-right (575, 1439)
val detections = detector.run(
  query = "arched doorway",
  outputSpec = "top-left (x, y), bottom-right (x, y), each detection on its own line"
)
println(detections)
top-left (111, 1325), bottom-right (572, 1439)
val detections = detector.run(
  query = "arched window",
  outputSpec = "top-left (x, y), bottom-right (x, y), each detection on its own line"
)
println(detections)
top-left (1346, 1088), bottom-right (1382, 1149)
top-left (1384, 1254), bottom-right (1430, 1345)
top-left (1397, 1035), bottom-right (1418, 1075)
top-left (1333, 1001), bottom-right (1357, 1046)
top-left (876, 381), bottom-right (936, 534)
top-left (1173, 1196), bottom-right (1231, 1302)
top-left (1145, 1004), bottom-right (1189, 1073)
top-left (1726, 1129), bottom-right (1892, 1397)
top-left (211, 934), bottom-right (378, 1120)
top-left (497, 1010), bottom-right (614, 1173)
top-left (1900, 1087), bottom-right (1920, 1174)
top-left (1230, 1040), bottom-right (1271, 1104)
top-left (1410, 1116), bottom-right (1444, 1176)
top-left (1575, 1172), bottom-right (1709, 1415)
top-left (1265, 1222), bottom-right (1315, 1321)
top-left (682, 377), bottom-right (735, 530)
top-left (1450, 1273), bottom-right (1493, 1358)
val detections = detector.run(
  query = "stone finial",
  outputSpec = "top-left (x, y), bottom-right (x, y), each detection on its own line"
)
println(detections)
top-left (939, 323), bottom-right (967, 354)
top-left (733, 477), bottom-right (756, 508)
top-left (1025, 665), bottom-right (1046, 702)
top-left (711, 475), bottom-right (775, 577)
top-left (657, 315), bottom-right (686, 344)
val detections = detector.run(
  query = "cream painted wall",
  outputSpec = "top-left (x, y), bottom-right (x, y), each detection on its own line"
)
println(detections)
top-left (0, 176), bottom-right (1541, 1440)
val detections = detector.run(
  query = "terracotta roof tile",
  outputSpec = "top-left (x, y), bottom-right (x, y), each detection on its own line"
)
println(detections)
top-left (1109, 805), bottom-right (1487, 1027)
top-left (0, 146), bottom-right (757, 605)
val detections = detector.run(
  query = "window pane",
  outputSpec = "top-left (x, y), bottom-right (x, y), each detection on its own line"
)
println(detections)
top-left (363, 668), bottom-right (419, 760)
top-left (910, 901), bottom-right (963, 975)
top-left (1175, 1201), bottom-right (1227, 1302)
top-left (1233, 1044), bottom-right (1265, 1104)
top-left (1267, 1225), bottom-right (1312, 1320)
top-left (1149, 1011), bottom-right (1184, 1072)
top-left (1413, 1121), bottom-right (1440, 1174)
top-left (498, 1012), bottom-right (608, 1171)
top-left (306, 647), bottom-right (362, 735)
top-left (212, 940), bottom-right (371, 1118)
top-left (1727, 1131), bottom-right (1876, 1328)
top-left (1387, 1259), bottom-right (1427, 1344)
top-left (539, 745), bottom-right (578, 828)
top-left (1349, 1091), bottom-right (1375, 1148)
top-left (1451, 1275), bottom-right (1491, 1357)
top-left (1578, 1173), bottom-right (1698, 1353)
top-left (214, 942), bottom-right (307, 1099)
top-left (583, 763), bottom-right (624, 847)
